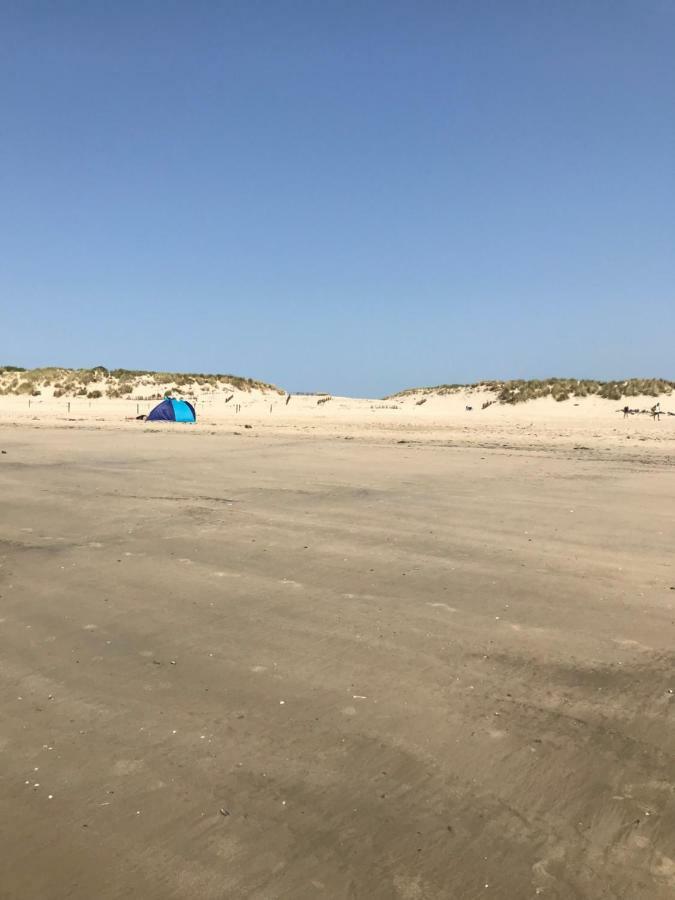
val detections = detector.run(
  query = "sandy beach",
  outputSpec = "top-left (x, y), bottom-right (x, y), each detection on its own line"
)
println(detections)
top-left (1, 415), bottom-right (673, 899)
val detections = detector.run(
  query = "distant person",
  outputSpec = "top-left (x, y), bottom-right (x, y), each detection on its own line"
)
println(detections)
top-left (623, 405), bottom-right (630, 418)
top-left (651, 402), bottom-right (661, 421)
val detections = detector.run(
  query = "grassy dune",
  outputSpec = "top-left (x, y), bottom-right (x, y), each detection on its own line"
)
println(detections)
top-left (0, 366), bottom-right (282, 400)
top-left (391, 378), bottom-right (675, 404)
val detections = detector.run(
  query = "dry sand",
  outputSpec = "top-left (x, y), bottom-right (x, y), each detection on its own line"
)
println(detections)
top-left (2, 386), bottom-right (675, 459)
top-left (0, 415), bottom-right (674, 899)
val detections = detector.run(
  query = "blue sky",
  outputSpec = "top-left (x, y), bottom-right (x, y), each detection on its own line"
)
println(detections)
top-left (2, 1), bottom-right (674, 396)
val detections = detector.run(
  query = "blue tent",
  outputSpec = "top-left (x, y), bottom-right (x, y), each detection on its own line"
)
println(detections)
top-left (146, 398), bottom-right (196, 422)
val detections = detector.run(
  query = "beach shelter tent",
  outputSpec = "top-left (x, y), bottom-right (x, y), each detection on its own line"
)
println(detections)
top-left (146, 398), bottom-right (196, 422)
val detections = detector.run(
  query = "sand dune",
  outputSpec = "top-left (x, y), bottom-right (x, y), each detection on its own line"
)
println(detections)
top-left (1, 375), bottom-right (673, 462)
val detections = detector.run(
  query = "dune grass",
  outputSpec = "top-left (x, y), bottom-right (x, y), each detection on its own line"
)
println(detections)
top-left (391, 378), bottom-right (675, 404)
top-left (0, 366), bottom-right (282, 398)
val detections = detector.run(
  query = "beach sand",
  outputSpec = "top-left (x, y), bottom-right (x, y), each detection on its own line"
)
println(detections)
top-left (2, 385), bottom-right (675, 459)
top-left (0, 417), bottom-right (673, 898)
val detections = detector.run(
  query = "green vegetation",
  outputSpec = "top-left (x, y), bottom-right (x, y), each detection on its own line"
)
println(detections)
top-left (391, 378), bottom-right (675, 404)
top-left (107, 383), bottom-right (134, 398)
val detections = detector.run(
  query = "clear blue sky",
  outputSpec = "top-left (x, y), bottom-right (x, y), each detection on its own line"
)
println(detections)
top-left (2, 2), bottom-right (674, 396)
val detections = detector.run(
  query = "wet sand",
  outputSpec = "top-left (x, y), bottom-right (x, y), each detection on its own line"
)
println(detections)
top-left (0, 426), bottom-right (673, 899)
